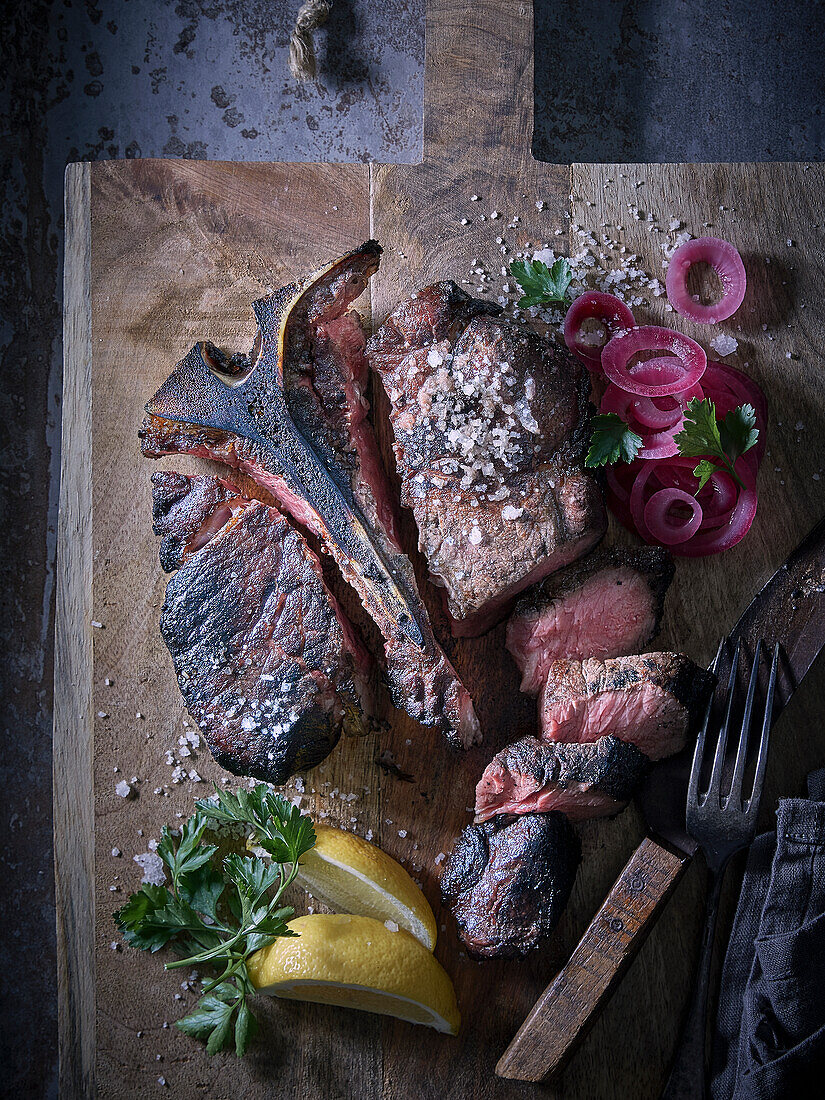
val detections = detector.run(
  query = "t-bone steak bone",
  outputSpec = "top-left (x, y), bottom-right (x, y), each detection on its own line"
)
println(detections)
top-left (141, 243), bottom-right (479, 748)
top-left (474, 734), bottom-right (650, 823)
top-left (440, 812), bottom-right (581, 959)
top-left (366, 281), bottom-right (606, 637)
top-left (540, 653), bottom-right (715, 760)
top-left (152, 471), bottom-right (370, 783)
top-left (507, 545), bottom-right (675, 694)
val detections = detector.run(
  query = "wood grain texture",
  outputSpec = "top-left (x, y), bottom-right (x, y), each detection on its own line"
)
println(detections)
top-left (55, 161), bottom-right (95, 1100)
top-left (497, 837), bottom-right (689, 1081)
top-left (55, 1), bottom-right (825, 1097)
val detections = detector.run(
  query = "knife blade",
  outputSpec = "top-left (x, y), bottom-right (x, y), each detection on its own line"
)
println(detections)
top-left (497, 513), bottom-right (825, 1083)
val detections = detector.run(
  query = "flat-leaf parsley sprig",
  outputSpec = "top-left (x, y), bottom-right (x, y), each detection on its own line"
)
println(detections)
top-left (509, 257), bottom-right (574, 309)
top-left (674, 397), bottom-right (758, 490)
top-left (114, 784), bottom-right (316, 1057)
top-left (585, 412), bottom-right (643, 467)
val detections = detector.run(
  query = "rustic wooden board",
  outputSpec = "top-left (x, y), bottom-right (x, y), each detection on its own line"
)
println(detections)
top-left (56, 1), bottom-right (825, 1097)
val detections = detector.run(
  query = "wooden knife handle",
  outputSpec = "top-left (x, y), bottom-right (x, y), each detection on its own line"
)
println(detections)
top-left (496, 835), bottom-right (690, 1082)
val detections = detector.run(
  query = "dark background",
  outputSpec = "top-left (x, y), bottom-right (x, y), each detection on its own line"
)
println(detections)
top-left (1, 1), bottom-right (823, 1094)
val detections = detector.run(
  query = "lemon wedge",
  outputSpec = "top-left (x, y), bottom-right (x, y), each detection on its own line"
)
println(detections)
top-left (247, 914), bottom-right (460, 1035)
top-left (253, 825), bottom-right (438, 951)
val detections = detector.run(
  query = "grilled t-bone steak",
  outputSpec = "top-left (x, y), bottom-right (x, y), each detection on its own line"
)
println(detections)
top-left (440, 812), bottom-right (581, 958)
top-left (152, 471), bottom-right (370, 783)
top-left (141, 243), bottom-right (479, 748)
top-left (366, 282), bottom-right (606, 637)
top-left (475, 734), bottom-right (650, 823)
top-left (540, 653), bottom-right (715, 760)
top-left (507, 545), bottom-right (675, 694)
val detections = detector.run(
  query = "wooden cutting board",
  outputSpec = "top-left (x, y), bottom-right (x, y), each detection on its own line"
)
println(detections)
top-left (56, 1), bottom-right (825, 1096)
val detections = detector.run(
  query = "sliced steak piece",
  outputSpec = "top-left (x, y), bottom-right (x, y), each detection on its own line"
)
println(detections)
top-left (366, 282), bottom-right (606, 637)
top-left (440, 812), bottom-right (581, 959)
top-left (507, 546), bottom-right (675, 694)
top-left (540, 653), bottom-right (715, 760)
top-left (141, 244), bottom-right (479, 748)
top-left (153, 472), bottom-right (370, 784)
top-left (474, 734), bottom-right (650, 823)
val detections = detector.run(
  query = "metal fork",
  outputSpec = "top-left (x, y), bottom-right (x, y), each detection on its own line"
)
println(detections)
top-left (662, 637), bottom-right (779, 1100)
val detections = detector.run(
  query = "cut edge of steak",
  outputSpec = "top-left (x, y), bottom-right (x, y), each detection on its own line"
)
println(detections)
top-left (440, 812), bottom-right (581, 959)
top-left (141, 244), bottom-right (480, 749)
top-left (366, 281), bottom-right (606, 638)
top-left (540, 653), bottom-right (715, 761)
top-left (154, 472), bottom-right (371, 784)
top-left (474, 734), bottom-right (650, 823)
top-left (507, 545), bottom-right (675, 694)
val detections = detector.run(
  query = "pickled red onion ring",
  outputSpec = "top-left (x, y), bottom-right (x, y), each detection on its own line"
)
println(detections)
top-left (602, 327), bottom-right (707, 396)
top-left (643, 489), bottom-right (703, 545)
top-left (665, 236), bottom-right (747, 323)
top-left (563, 292), bottom-right (636, 368)
top-left (622, 456), bottom-right (758, 557)
top-left (630, 394), bottom-right (684, 431)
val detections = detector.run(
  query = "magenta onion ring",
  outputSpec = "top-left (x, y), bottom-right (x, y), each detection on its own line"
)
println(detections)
top-left (602, 328), bottom-right (707, 396)
top-left (563, 292), bottom-right (636, 368)
top-left (665, 236), bottom-right (747, 323)
top-left (623, 456), bottom-right (758, 557)
top-left (643, 488), bottom-right (703, 545)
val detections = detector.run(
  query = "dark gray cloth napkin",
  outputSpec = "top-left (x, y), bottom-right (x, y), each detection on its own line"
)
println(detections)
top-left (711, 769), bottom-right (825, 1098)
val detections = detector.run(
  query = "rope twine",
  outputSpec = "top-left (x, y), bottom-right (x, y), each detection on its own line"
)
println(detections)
top-left (289, 0), bottom-right (332, 80)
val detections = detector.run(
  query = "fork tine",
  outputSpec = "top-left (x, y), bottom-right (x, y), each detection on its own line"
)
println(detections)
top-left (707, 638), bottom-right (742, 799)
top-left (745, 642), bottom-right (779, 819)
top-left (688, 637), bottom-right (726, 807)
top-left (727, 640), bottom-right (763, 808)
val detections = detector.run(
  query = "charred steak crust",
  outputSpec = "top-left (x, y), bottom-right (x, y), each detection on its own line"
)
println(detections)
top-left (158, 482), bottom-right (367, 784)
top-left (491, 734), bottom-right (650, 804)
top-left (141, 245), bottom-right (479, 749)
top-left (366, 282), bottom-right (606, 636)
top-left (512, 544), bottom-right (675, 622)
top-left (440, 812), bottom-right (581, 959)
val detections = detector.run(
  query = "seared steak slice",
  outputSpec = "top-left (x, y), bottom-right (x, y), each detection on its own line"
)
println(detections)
top-left (141, 244), bottom-right (479, 748)
top-left (507, 546), bottom-right (675, 694)
top-left (154, 473), bottom-right (370, 784)
top-left (367, 282), bottom-right (606, 637)
top-left (540, 653), bottom-right (714, 760)
top-left (441, 812), bottom-right (580, 959)
top-left (475, 735), bottom-right (650, 822)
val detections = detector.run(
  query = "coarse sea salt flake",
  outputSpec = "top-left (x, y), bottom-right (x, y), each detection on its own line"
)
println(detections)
top-left (710, 334), bottom-right (739, 357)
top-left (502, 505), bottom-right (523, 521)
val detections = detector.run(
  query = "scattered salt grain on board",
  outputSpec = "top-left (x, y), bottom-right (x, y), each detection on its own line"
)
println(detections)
top-left (134, 852), bottom-right (166, 886)
top-left (115, 780), bottom-right (132, 798)
top-left (710, 334), bottom-right (739, 357)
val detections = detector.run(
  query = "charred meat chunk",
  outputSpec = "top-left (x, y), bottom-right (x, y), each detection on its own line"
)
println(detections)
top-left (507, 545), bottom-right (675, 694)
top-left (153, 473), bottom-right (370, 784)
top-left (141, 244), bottom-right (479, 748)
top-left (441, 812), bottom-right (581, 958)
top-left (475, 734), bottom-right (650, 823)
top-left (540, 653), bottom-right (715, 760)
top-left (367, 282), bottom-right (606, 637)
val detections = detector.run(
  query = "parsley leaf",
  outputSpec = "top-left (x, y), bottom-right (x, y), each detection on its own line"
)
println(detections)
top-left (114, 783), bottom-right (317, 1058)
top-left (674, 398), bottom-right (759, 490)
top-left (585, 413), bottom-right (644, 467)
top-left (509, 257), bottom-right (573, 309)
